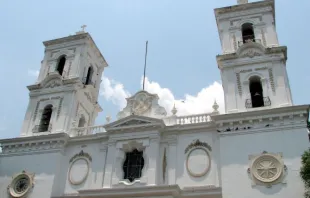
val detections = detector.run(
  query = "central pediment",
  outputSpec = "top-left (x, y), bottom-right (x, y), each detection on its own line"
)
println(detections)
top-left (104, 115), bottom-right (165, 132)
top-left (117, 90), bottom-right (167, 120)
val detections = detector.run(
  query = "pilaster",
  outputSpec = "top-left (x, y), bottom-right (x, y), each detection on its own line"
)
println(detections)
top-left (166, 135), bottom-right (178, 185)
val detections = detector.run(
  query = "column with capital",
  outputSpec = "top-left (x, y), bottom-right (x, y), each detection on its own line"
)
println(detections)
top-left (90, 142), bottom-right (108, 188)
top-left (167, 135), bottom-right (177, 185)
top-left (146, 136), bottom-right (160, 185)
top-left (102, 141), bottom-right (116, 188)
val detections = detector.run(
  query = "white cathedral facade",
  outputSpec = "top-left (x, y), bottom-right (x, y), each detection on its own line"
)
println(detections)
top-left (0, 0), bottom-right (309, 198)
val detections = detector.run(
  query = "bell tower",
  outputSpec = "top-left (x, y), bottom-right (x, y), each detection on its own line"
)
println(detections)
top-left (20, 30), bottom-right (108, 137)
top-left (214, 0), bottom-right (293, 114)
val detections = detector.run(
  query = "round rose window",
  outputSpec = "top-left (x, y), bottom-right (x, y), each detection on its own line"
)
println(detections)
top-left (9, 173), bottom-right (32, 198)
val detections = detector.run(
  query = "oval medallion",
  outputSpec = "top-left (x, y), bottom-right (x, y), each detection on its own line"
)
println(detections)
top-left (69, 158), bottom-right (89, 185)
top-left (186, 148), bottom-right (211, 177)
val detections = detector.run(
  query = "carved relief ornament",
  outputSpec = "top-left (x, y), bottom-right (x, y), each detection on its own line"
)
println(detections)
top-left (248, 151), bottom-right (287, 187)
top-left (7, 170), bottom-right (35, 198)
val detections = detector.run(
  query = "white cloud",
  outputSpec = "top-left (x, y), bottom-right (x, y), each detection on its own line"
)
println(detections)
top-left (100, 76), bottom-right (131, 110)
top-left (27, 69), bottom-right (39, 77)
top-left (142, 77), bottom-right (225, 115)
top-left (100, 76), bottom-right (225, 115)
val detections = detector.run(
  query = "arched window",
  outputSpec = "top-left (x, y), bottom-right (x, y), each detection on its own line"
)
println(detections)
top-left (85, 66), bottom-right (93, 85)
top-left (249, 76), bottom-right (264, 108)
top-left (123, 149), bottom-right (144, 182)
top-left (56, 56), bottom-right (66, 75)
top-left (78, 115), bottom-right (86, 127)
top-left (242, 23), bottom-right (255, 43)
top-left (39, 104), bottom-right (53, 132)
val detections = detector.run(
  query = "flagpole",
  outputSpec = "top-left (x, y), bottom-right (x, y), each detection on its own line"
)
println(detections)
top-left (143, 41), bottom-right (148, 90)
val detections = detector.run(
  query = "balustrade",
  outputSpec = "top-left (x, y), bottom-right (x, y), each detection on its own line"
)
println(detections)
top-left (176, 113), bottom-right (212, 125)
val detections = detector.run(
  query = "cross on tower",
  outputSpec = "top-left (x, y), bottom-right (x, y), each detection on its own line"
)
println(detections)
top-left (81, 25), bottom-right (87, 32)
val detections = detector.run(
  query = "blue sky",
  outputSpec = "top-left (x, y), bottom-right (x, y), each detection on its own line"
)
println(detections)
top-left (0, 0), bottom-right (309, 139)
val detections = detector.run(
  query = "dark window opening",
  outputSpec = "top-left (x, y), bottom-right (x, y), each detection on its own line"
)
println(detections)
top-left (249, 76), bottom-right (264, 108)
top-left (56, 56), bottom-right (66, 75)
top-left (78, 115), bottom-right (86, 127)
top-left (123, 149), bottom-right (144, 182)
top-left (242, 23), bottom-right (255, 43)
top-left (39, 104), bottom-right (53, 132)
top-left (85, 67), bottom-right (93, 85)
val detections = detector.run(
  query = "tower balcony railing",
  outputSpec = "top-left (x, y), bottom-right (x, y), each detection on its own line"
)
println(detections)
top-left (245, 96), bottom-right (271, 109)
top-left (238, 36), bottom-right (262, 47)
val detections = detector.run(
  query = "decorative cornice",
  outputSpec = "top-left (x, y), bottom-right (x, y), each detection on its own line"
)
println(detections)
top-left (214, 0), bottom-right (275, 21)
top-left (70, 184), bottom-right (222, 198)
top-left (0, 133), bottom-right (69, 156)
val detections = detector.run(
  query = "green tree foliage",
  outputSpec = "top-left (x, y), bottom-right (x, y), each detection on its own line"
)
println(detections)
top-left (301, 120), bottom-right (310, 198)
top-left (301, 148), bottom-right (310, 198)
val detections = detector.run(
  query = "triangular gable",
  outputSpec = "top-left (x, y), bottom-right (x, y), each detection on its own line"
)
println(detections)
top-left (104, 115), bottom-right (165, 132)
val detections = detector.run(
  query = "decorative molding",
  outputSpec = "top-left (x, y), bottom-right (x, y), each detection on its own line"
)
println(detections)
top-left (163, 148), bottom-right (167, 182)
top-left (185, 139), bottom-right (212, 154)
top-left (248, 151), bottom-right (287, 187)
top-left (115, 120), bottom-right (152, 127)
top-left (57, 97), bottom-right (64, 119)
top-left (44, 79), bottom-right (62, 88)
top-left (33, 101), bottom-right (40, 121)
top-left (69, 150), bottom-right (92, 163)
top-left (239, 69), bottom-right (252, 73)
top-left (232, 34), bottom-right (237, 51)
top-left (255, 66), bottom-right (268, 71)
top-left (84, 92), bottom-right (93, 103)
top-left (236, 73), bottom-right (242, 96)
top-left (67, 61), bottom-right (72, 77)
top-left (7, 170), bottom-right (35, 198)
top-left (240, 48), bottom-right (263, 58)
top-left (261, 29), bottom-right (266, 46)
top-left (268, 68), bottom-right (275, 92)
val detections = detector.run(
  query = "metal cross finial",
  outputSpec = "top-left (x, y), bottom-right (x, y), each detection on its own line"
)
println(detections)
top-left (81, 25), bottom-right (87, 32)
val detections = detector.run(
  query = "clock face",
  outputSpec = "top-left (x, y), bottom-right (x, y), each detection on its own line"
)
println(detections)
top-left (132, 93), bottom-right (152, 115)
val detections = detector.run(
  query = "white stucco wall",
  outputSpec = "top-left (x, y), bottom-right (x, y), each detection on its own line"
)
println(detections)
top-left (220, 127), bottom-right (309, 198)
top-left (175, 131), bottom-right (220, 188)
top-left (0, 152), bottom-right (63, 198)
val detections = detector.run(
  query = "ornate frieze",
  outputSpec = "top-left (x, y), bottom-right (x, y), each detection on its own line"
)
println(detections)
top-left (216, 109), bottom-right (308, 134)
top-left (1, 139), bottom-right (67, 155)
